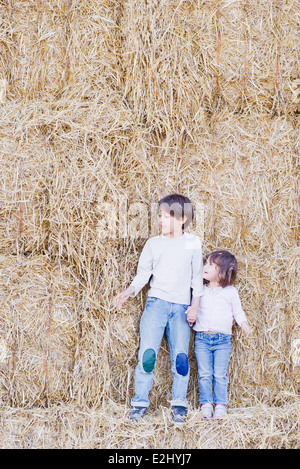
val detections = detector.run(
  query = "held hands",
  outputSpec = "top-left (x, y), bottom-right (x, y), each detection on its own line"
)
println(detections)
top-left (186, 304), bottom-right (198, 327)
top-left (113, 286), bottom-right (135, 311)
top-left (186, 297), bottom-right (200, 326)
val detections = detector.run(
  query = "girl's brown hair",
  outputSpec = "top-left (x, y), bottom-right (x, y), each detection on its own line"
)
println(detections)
top-left (206, 250), bottom-right (238, 287)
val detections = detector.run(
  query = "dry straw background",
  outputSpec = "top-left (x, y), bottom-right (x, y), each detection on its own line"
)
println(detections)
top-left (0, 0), bottom-right (299, 449)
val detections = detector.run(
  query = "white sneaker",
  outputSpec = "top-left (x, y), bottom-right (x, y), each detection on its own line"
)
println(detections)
top-left (213, 404), bottom-right (226, 420)
top-left (200, 403), bottom-right (213, 419)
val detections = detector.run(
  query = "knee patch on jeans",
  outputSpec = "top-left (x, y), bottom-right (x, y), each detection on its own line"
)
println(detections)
top-left (142, 349), bottom-right (156, 372)
top-left (176, 353), bottom-right (189, 376)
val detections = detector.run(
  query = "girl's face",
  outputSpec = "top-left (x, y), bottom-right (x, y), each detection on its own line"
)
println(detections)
top-left (203, 258), bottom-right (220, 284)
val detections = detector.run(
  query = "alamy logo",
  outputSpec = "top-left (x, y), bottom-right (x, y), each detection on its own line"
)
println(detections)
top-left (96, 200), bottom-right (205, 240)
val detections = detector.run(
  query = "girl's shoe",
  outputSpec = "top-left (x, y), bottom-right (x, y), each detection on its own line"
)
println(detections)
top-left (200, 403), bottom-right (213, 419)
top-left (213, 404), bottom-right (226, 420)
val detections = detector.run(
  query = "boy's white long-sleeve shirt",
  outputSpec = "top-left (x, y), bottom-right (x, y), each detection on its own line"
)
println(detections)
top-left (129, 233), bottom-right (203, 305)
top-left (193, 285), bottom-right (248, 335)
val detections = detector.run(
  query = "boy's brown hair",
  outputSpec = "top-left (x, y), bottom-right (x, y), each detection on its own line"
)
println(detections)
top-left (206, 250), bottom-right (238, 287)
top-left (158, 193), bottom-right (194, 229)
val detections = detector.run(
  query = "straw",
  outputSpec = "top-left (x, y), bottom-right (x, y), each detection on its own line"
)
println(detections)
top-left (0, 0), bottom-right (299, 448)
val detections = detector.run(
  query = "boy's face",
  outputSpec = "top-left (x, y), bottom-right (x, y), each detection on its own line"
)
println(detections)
top-left (158, 207), bottom-right (186, 237)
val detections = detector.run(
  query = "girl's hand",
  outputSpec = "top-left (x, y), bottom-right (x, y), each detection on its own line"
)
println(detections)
top-left (241, 321), bottom-right (252, 337)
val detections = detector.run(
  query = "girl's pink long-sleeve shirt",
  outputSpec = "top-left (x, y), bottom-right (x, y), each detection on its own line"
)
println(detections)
top-left (193, 285), bottom-right (248, 335)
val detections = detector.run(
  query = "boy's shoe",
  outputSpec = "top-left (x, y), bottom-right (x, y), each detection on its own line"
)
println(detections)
top-left (129, 406), bottom-right (147, 421)
top-left (200, 403), bottom-right (213, 419)
top-left (172, 406), bottom-right (187, 423)
top-left (213, 404), bottom-right (227, 420)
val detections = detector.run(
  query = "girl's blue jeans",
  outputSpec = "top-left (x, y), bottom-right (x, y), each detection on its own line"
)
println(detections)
top-left (131, 297), bottom-right (190, 409)
top-left (194, 331), bottom-right (232, 405)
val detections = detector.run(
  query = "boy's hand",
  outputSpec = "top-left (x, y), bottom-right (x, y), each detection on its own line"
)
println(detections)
top-left (113, 286), bottom-right (135, 311)
top-left (241, 321), bottom-right (252, 337)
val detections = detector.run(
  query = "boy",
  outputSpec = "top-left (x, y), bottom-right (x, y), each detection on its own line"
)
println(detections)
top-left (113, 194), bottom-right (203, 423)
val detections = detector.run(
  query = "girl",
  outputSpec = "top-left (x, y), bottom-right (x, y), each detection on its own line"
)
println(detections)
top-left (187, 250), bottom-right (251, 420)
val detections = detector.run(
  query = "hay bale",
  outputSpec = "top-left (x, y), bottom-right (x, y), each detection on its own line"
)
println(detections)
top-left (0, 401), bottom-right (299, 448)
top-left (120, 0), bottom-right (214, 144)
top-left (215, 0), bottom-right (300, 114)
top-left (73, 299), bottom-right (141, 409)
top-left (1, 109), bottom-right (295, 409)
top-left (3, 0), bottom-right (121, 101)
top-left (0, 121), bottom-right (50, 256)
top-left (119, 0), bottom-right (300, 146)
top-left (44, 100), bottom-right (134, 266)
top-left (0, 0), bottom-right (299, 449)
top-left (202, 114), bottom-right (298, 251)
top-left (0, 254), bottom-right (80, 406)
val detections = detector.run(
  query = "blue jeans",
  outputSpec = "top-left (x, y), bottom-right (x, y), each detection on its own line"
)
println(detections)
top-left (194, 332), bottom-right (232, 405)
top-left (131, 297), bottom-right (191, 408)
